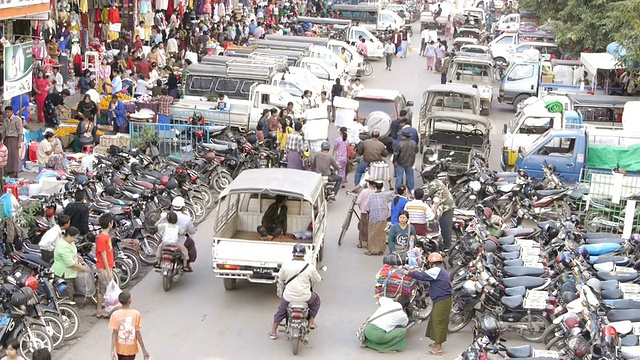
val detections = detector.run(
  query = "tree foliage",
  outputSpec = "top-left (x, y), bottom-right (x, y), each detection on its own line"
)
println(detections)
top-left (518, 0), bottom-right (623, 58)
top-left (609, 0), bottom-right (640, 67)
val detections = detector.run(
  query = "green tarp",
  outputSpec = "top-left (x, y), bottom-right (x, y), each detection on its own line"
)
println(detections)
top-left (587, 143), bottom-right (640, 171)
top-left (545, 100), bottom-right (564, 113)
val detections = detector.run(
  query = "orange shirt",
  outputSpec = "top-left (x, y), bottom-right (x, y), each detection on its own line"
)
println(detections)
top-left (109, 308), bottom-right (142, 356)
top-left (95, 233), bottom-right (115, 269)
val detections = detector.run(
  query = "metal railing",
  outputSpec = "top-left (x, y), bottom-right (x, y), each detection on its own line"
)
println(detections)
top-left (128, 121), bottom-right (231, 159)
top-left (170, 109), bottom-right (232, 126)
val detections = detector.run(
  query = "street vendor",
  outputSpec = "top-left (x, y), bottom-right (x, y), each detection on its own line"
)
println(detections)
top-left (72, 114), bottom-right (97, 152)
top-left (107, 97), bottom-right (128, 133)
top-left (37, 130), bottom-right (65, 170)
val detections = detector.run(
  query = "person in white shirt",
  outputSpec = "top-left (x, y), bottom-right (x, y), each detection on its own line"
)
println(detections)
top-left (134, 75), bottom-right (153, 97)
top-left (351, 77), bottom-right (364, 97)
top-left (51, 66), bottom-right (64, 93)
top-left (39, 215), bottom-right (71, 263)
top-left (362, 296), bottom-right (410, 352)
top-left (166, 36), bottom-right (178, 58)
top-left (420, 28), bottom-right (431, 56)
top-left (403, 188), bottom-right (436, 236)
top-left (136, 21), bottom-right (147, 45)
top-left (157, 43), bottom-right (167, 69)
top-left (154, 211), bottom-right (189, 269)
top-left (270, 244), bottom-right (322, 339)
top-left (149, 64), bottom-right (160, 83)
top-left (216, 94), bottom-right (230, 110)
top-left (85, 80), bottom-right (100, 108)
top-left (253, 24), bottom-right (265, 38)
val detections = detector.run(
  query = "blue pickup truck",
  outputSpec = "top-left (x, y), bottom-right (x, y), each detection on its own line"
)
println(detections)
top-left (515, 128), bottom-right (640, 183)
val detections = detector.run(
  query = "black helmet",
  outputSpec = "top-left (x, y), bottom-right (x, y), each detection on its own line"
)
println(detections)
top-left (421, 167), bottom-right (435, 180)
top-left (64, 182), bottom-right (73, 191)
top-left (105, 185), bottom-right (117, 196)
top-left (478, 315), bottom-right (500, 343)
top-left (166, 179), bottom-right (178, 190)
top-left (76, 175), bottom-right (89, 185)
top-left (246, 134), bottom-right (258, 144)
top-left (292, 244), bottom-right (306, 257)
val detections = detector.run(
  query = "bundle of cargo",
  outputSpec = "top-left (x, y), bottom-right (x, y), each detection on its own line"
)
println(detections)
top-left (374, 264), bottom-right (416, 300)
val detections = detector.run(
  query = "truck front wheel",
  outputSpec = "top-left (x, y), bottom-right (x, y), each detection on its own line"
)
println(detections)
top-left (223, 279), bottom-right (237, 291)
top-left (513, 94), bottom-right (530, 112)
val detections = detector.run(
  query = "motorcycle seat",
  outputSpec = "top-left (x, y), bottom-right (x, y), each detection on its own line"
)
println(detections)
top-left (537, 220), bottom-right (556, 230)
top-left (536, 189), bottom-right (566, 197)
top-left (601, 289), bottom-right (623, 300)
top-left (604, 299), bottom-right (640, 310)
top-left (583, 232), bottom-right (621, 240)
top-left (579, 243), bottom-right (622, 256)
top-left (505, 286), bottom-right (526, 297)
top-left (99, 196), bottom-right (134, 207)
top-left (142, 170), bottom-right (166, 180)
top-left (135, 176), bottom-right (159, 185)
top-left (503, 266), bottom-right (546, 277)
top-left (498, 236), bottom-right (515, 245)
top-left (590, 255), bottom-right (629, 266)
top-left (503, 227), bottom-right (536, 237)
top-left (504, 259), bottom-right (524, 267)
top-left (89, 205), bottom-right (111, 215)
top-left (289, 301), bottom-right (309, 310)
top-left (500, 251), bottom-right (520, 260)
top-left (133, 181), bottom-right (155, 190)
top-left (211, 138), bottom-right (239, 149)
top-left (14, 252), bottom-right (51, 268)
top-left (23, 243), bottom-right (40, 252)
top-left (122, 185), bottom-right (144, 195)
top-left (568, 189), bottom-right (583, 200)
top-left (200, 142), bottom-right (235, 153)
top-left (207, 125), bottom-right (228, 134)
top-left (597, 271), bottom-right (639, 282)
top-left (501, 244), bottom-right (521, 252)
top-left (608, 309), bottom-right (640, 323)
top-left (506, 345), bottom-right (532, 358)
top-left (585, 237), bottom-right (624, 245)
top-left (621, 346), bottom-right (640, 359)
top-left (601, 280), bottom-right (619, 290)
top-left (503, 276), bottom-right (546, 289)
top-left (501, 295), bottom-right (524, 309)
top-left (591, 197), bottom-right (623, 209)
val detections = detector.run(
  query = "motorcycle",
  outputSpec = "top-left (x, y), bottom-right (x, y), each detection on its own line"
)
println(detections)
top-left (157, 244), bottom-right (186, 292)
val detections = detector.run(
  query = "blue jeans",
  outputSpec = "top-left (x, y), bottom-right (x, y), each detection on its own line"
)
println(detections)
top-left (355, 160), bottom-right (368, 185)
top-left (395, 165), bottom-right (414, 192)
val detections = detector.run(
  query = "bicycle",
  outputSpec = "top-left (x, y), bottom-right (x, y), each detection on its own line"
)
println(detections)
top-left (358, 50), bottom-right (374, 77)
top-left (338, 191), bottom-right (360, 246)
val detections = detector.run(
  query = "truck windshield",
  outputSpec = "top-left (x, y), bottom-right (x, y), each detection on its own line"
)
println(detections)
top-left (451, 62), bottom-right (492, 85)
top-left (522, 130), bottom-right (552, 156)
top-left (357, 99), bottom-right (396, 119)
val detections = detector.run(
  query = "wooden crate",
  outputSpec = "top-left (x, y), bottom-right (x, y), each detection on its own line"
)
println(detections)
top-left (100, 135), bottom-right (119, 147)
top-left (94, 145), bottom-right (109, 156)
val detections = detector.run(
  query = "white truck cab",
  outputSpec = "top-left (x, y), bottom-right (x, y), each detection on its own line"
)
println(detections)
top-left (489, 32), bottom-right (518, 66)
top-left (326, 39), bottom-right (365, 77)
top-left (494, 13), bottom-right (520, 32)
top-left (347, 26), bottom-right (385, 59)
top-left (309, 45), bottom-right (348, 77)
top-left (286, 66), bottom-right (332, 94)
top-left (299, 57), bottom-right (344, 83)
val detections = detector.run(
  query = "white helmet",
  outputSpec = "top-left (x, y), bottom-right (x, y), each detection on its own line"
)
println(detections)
top-left (172, 196), bottom-right (185, 210)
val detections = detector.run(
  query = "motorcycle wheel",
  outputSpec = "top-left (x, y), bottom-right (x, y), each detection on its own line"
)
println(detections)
top-left (542, 323), bottom-right (559, 345)
top-left (584, 211), bottom-right (606, 233)
top-left (457, 195), bottom-right (476, 210)
top-left (162, 273), bottom-right (173, 292)
top-left (114, 258), bottom-right (132, 288)
top-left (58, 304), bottom-right (81, 339)
top-left (19, 326), bottom-right (53, 359)
top-left (41, 315), bottom-right (65, 348)
top-left (494, 199), bottom-right (514, 219)
top-left (291, 327), bottom-right (301, 355)
top-left (519, 314), bottom-right (548, 343)
top-left (448, 297), bottom-right (473, 333)
top-left (447, 249), bottom-right (460, 267)
top-left (138, 235), bottom-right (160, 265)
top-left (545, 336), bottom-right (566, 351)
top-left (192, 199), bottom-right (208, 224)
top-left (198, 187), bottom-right (215, 209)
top-left (364, 62), bottom-right (374, 76)
top-left (183, 205), bottom-right (198, 223)
top-left (210, 169), bottom-right (233, 193)
top-left (122, 249), bottom-right (142, 279)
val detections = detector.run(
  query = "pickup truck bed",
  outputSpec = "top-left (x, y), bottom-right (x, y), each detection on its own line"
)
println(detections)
top-left (232, 230), bottom-right (310, 243)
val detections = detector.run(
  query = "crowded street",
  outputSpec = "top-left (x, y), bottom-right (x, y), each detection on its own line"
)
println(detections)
top-left (58, 32), bottom-right (524, 359)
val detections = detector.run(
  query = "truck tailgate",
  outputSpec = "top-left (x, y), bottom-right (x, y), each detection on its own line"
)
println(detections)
top-left (212, 238), bottom-right (314, 267)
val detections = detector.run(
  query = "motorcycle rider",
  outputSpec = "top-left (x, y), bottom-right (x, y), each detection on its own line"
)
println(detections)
top-left (165, 197), bottom-right (196, 271)
top-left (313, 141), bottom-right (342, 197)
top-left (269, 244), bottom-right (322, 340)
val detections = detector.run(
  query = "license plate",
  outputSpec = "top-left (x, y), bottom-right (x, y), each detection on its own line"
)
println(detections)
top-left (253, 267), bottom-right (272, 275)
top-left (620, 283), bottom-right (640, 294)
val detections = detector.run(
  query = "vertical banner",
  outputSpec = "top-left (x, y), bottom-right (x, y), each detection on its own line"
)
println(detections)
top-left (3, 42), bottom-right (34, 100)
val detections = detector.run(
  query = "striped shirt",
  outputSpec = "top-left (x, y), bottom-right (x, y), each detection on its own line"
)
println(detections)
top-left (365, 191), bottom-right (395, 223)
top-left (403, 199), bottom-right (435, 224)
top-left (286, 132), bottom-right (306, 153)
top-left (0, 144), bottom-right (8, 168)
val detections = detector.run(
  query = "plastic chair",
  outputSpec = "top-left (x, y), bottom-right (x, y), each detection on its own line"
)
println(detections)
top-left (82, 144), bottom-right (94, 154)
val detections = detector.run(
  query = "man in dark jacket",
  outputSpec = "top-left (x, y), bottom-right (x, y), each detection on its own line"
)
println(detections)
top-left (63, 190), bottom-right (90, 236)
top-left (393, 129), bottom-right (419, 192)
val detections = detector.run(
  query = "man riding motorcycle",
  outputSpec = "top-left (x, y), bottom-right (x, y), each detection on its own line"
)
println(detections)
top-left (167, 196), bottom-right (197, 271)
top-left (269, 244), bottom-right (322, 340)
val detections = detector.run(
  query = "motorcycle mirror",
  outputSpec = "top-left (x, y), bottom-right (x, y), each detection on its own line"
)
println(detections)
top-left (449, 151), bottom-right (455, 156)
top-left (469, 195), bottom-right (477, 200)
top-left (277, 263), bottom-right (283, 270)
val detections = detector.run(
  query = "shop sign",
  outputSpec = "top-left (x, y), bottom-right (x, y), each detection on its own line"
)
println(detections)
top-left (3, 42), bottom-right (33, 100)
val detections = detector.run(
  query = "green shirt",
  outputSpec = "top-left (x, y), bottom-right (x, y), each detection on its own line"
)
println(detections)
top-left (51, 240), bottom-right (79, 279)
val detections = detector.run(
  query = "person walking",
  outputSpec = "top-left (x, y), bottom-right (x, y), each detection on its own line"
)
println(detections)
top-left (34, 71), bottom-right (52, 123)
top-left (363, 181), bottom-right (394, 256)
top-left (355, 180), bottom-right (376, 249)
top-left (403, 188), bottom-right (436, 236)
top-left (2, 106), bottom-right (23, 178)
top-left (441, 52), bottom-right (451, 84)
top-left (109, 291), bottom-right (150, 360)
top-left (95, 213), bottom-right (115, 319)
top-left (285, 122), bottom-right (306, 170)
top-left (399, 29), bottom-right (409, 58)
top-left (435, 40), bottom-right (446, 72)
top-left (384, 39), bottom-right (396, 71)
top-left (425, 41), bottom-right (436, 71)
top-left (1, 339), bottom-right (26, 360)
top-left (393, 129), bottom-right (419, 192)
top-left (402, 253), bottom-right (452, 356)
top-left (421, 168), bottom-right (455, 249)
top-left (389, 186), bottom-right (409, 226)
top-left (333, 127), bottom-right (349, 184)
top-left (355, 130), bottom-right (388, 185)
top-left (51, 227), bottom-right (89, 301)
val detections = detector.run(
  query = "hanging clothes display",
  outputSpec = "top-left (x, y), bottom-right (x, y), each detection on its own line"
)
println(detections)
top-left (156, 0), bottom-right (169, 11)
top-left (140, 0), bottom-right (151, 14)
top-left (167, 0), bottom-right (174, 18)
top-left (79, 0), bottom-right (88, 13)
top-left (107, 4), bottom-right (121, 41)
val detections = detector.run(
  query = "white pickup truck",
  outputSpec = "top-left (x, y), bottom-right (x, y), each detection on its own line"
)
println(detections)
top-left (211, 169), bottom-right (327, 290)
top-left (171, 84), bottom-right (305, 131)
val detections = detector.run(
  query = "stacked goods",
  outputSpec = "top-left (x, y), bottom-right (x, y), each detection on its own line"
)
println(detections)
top-left (374, 264), bottom-right (416, 300)
top-left (99, 93), bottom-right (133, 110)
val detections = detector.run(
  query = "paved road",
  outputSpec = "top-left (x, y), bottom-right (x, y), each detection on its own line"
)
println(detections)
top-left (60, 27), bottom-right (527, 360)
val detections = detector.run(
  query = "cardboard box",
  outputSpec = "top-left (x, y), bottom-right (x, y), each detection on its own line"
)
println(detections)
top-left (541, 75), bottom-right (554, 84)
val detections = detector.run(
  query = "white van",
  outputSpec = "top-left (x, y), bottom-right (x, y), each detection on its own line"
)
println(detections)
top-left (298, 57), bottom-right (345, 83)
top-left (326, 40), bottom-right (365, 77)
top-left (347, 26), bottom-right (385, 59)
top-left (309, 45), bottom-right (347, 77)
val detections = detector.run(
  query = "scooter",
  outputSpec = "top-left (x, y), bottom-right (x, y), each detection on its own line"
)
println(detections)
top-left (157, 245), bottom-right (186, 292)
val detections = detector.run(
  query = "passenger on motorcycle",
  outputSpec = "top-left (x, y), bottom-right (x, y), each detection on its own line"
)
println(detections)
top-left (168, 197), bottom-right (196, 271)
top-left (154, 211), bottom-right (190, 270)
top-left (402, 252), bottom-right (452, 356)
top-left (313, 141), bottom-right (342, 196)
top-left (269, 244), bottom-right (322, 340)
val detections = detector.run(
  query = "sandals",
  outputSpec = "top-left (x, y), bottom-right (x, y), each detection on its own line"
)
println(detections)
top-left (428, 349), bottom-right (443, 356)
top-left (356, 244), bottom-right (363, 249)
top-left (268, 333), bottom-right (277, 340)
top-left (364, 251), bottom-right (383, 256)
top-left (95, 313), bottom-right (108, 319)
top-left (309, 324), bottom-right (317, 330)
